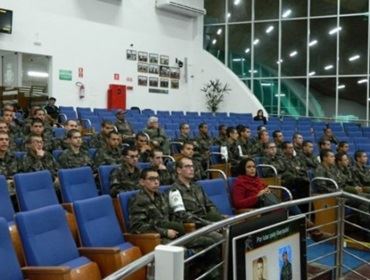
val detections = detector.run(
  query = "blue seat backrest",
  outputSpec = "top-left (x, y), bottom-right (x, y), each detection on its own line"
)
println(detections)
top-left (0, 176), bottom-right (15, 223)
top-left (118, 190), bottom-right (139, 230)
top-left (58, 167), bottom-right (98, 203)
top-left (227, 177), bottom-right (237, 194)
top-left (52, 127), bottom-right (66, 139)
top-left (74, 195), bottom-right (125, 247)
top-left (98, 165), bottom-right (119, 194)
top-left (0, 218), bottom-right (23, 280)
top-left (14, 171), bottom-right (58, 211)
top-left (15, 205), bottom-right (79, 266)
top-left (197, 179), bottom-right (234, 216)
top-left (137, 162), bottom-right (151, 170)
top-left (52, 149), bottom-right (63, 160)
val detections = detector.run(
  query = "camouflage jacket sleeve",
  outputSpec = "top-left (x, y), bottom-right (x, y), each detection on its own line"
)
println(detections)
top-left (109, 166), bottom-right (140, 197)
top-left (158, 169), bottom-right (175, 185)
top-left (313, 165), bottom-right (336, 193)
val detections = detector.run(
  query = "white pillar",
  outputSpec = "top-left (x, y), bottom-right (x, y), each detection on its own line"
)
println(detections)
top-left (154, 245), bottom-right (184, 280)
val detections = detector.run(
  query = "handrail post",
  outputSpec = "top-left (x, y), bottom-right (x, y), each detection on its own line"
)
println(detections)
top-left (155, 245), bottom-right (184, 280)
top-left (335, 197), bottom-right (345, 279)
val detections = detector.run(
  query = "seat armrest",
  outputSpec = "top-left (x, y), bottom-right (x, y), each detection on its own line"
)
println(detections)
top-left (183, 223), bottom-right (196, 233)
top-left (79, 247), bottom-right (121, 255)
top-left (61, 203), bottom-right (73, 213)
top-left (235, 208), bottom-right (254, 214)
top-left (124, 233), bottom-right (161, 255)
top-left (22, 266), bottom-right (71, 280)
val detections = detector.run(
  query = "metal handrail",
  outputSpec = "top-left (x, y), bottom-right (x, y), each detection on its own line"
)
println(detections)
top-left (256, 163), bottom-right (278, 177)
top-left (103, 191), bottom-right (343, 280)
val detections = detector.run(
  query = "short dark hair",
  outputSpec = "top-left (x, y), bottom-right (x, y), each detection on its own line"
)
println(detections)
top-left (180, 141), bottom-right (193, 151)
top-left (150, 148), bottom-right (163, 157)
top-left (198, 122), bottom-right (207, 129)
top-left (179, 122), bottom-right (189, 130)
top-left (320, 149), bottom-right (333, 161)
top-left (292, 132), bottom-right (302, 140)
top-left (31, 118), bottom-right (44, 126)
top-left (66, 129), bottom-right (81, 139)
top-left (226, 127), bottom-right (236, 137)
top-left (302, 140), bottom-right (313, 147)
top-left (335, 152), bottom-right (347, 163)
top-left (281, 141), bottom-right (292, 150)
top-left (101, 120), bottom-right (114, 127)
top-left (135, 132), bottom-right (148, 140)
top-left (140, 167), bottom-right (158, 179)
top-left (272, 130), bottom-right (282, 138)
top-left (257, 257), bottom-right (264, 265)
top-left (108, 130), bottom-right (119, 138)
top-left (218, 124), bottom-right (227, 131)
top-left (319, 139), bottom-right (330, 147)
top-left (257, 130), bottom-right (268, 140)
top-left (49, 97), bottom-right (56, 101)
top-left (354, 149), bottom-right (366, 161)
top-left (337, 141), bottom-right (348, 151)
top-left (122, 146), bottom-right (138, 156)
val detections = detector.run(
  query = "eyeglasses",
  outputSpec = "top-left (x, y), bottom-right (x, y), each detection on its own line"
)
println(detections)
top-left (146, 176), bottom-right (160, 181)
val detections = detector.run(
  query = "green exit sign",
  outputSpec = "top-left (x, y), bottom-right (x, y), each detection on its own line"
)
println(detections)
top-left (59, 69), bottom-right (72, 81)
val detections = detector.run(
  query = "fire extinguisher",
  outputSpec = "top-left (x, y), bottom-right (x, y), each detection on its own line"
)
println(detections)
top-left (75, 82), bottom-right (85, 99)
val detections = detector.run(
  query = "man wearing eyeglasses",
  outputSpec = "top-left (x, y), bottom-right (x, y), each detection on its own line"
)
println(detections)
top-left (110, 146), bottom-right (141, 197)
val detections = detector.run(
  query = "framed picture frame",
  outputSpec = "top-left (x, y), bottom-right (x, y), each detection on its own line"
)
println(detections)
top-left (159, 65), bottom-right (170, 77)
top-left (149, 53), bottom-right (159, 64)
top-left (138, 51), bottom-right (148, 63)
top-left (160, 55), bottom-right (169, 65)
top-left (126, 49), bottom-right (137, 61)
top-left (171, 80), bottom-right (179, 89)
top-left (149, 77), bottom-right (159, 87)
top-left (138, 75), bottom-right (148, 86)
top-left (138, 63), bottom-right (149, 73)
top-left (170, 67), bottom-right (180, 79)
top-left (149, 64), bottom-right (159, 74)
top-left (160, 78), bottom-right (169, 88)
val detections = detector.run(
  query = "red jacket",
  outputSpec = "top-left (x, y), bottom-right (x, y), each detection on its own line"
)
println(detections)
top-left (231, 175), bottom-right (267, 209)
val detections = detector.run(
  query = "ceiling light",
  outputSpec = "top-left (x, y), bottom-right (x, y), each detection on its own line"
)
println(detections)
top-left (253, 39), bottom-right (260, 45)
top-left (227, 13), bottom-right (231, 18)
top-left (265, 26), bottom-right (274, 34)
top-left (276, 59), bottom-right (283, 64)
top-left (27, 71), bottom-right (49, 78)
top-left (248, 70), bottom-right (258, 73)
top-left (324, 65), bottom-right (333, 70)
top-left (232, 58), bottom-right (245, 62)
top-left (338, 84), bottom-right (345, 89)
top-left (309, 40), bottom-right (318, 47)
top-left (275, 93), bottom-right (286, 97)
top-left (289, 51), bottom-right (298, 57)
top-left (212, 39), bottom-right (217, 45)
top-left (358, 79), bottom-right (368, 84)
top-left (217, 28), bottom-right (222, 35)
top-left (282, 9), bottom-right (292, 18)
top-left (234, 0), bottom-right (241, 5)
top-left (261, 83), bottom-right (273, 86)
top-left (309, 71), bottom-right (316, 76)
top-left (328, 26), bottom-right (342, 35)
top-left (245, 48), bottom-right (250, 54)
top-left (348, 55), bottom-right (360, 61)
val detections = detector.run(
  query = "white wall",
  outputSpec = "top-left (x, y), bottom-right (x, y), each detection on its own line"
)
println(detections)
top-left (0, 0), bottom-right (263, 114)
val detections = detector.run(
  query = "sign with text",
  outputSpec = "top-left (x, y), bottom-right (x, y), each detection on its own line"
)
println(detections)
top-left (59, 69), bottom-right (72, 81)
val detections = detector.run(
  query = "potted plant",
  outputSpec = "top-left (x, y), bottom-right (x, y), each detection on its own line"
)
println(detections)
top-left (201, 79), bottom-right (231, 113)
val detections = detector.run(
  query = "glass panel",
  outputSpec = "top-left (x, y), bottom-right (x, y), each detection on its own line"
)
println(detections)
top-left (311, 0), bottom-right (338, 16)
top-left (339, 16), bottom-right (368, 75)
top-left (204, 0), bottom-right (225, 24)
top-left (309, 18), bottom-right (337, 76)
top-left (22, 54), bottom-right (50, 90)
top-left (340, 0), bottom-right (368, 14)
top-left (228, 24), bottom-right (251, 78)
top-left (253, 79), bottom-right (279, 115)
top-left (308, 78), bottom-right (336, 118)
top-left (255, 0), bottom-right (279, 20)
top-left (280, 78), bottom-right (307, 116)
top-left (254, 21), bottom-right (279, 77)
top-left (281, 20), bottom-right (307, 76)
top-left (282, 0), bottom-right (307, 19)
top-left (2, 52), bottom-right (18, 87)
top-left (338, 77), bottom-right (367, 120)
top-left (228, 0), bottom-right (251, 22)
top-left (204, 25), bottom-right (226, 63)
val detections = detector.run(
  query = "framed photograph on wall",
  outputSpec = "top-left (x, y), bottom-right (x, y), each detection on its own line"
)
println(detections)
top-left (149, 53), bottom-right (159, 64)
top-left (159, 65), bottom-right (170, 77)
top-left (138, 51), bottom-right (148, 63)
top-left (126, 49), bottom-right (137, 61)
top-left (149, 64), bottom-right (159, 74)
top-left (160, 78), bottom-right (169, 88)
top-left (138, 76), bottom-right (148, 86)
top-left (170, 67), bottom-right (180, 79)
top-left (171, 80), bottom-right (179, 89)
top-left (138, 63), bottom-right (149, 73)
top-left (149, 77), bottom-right (159, 87)
top-left (160, 55), bottom-right (169, 65)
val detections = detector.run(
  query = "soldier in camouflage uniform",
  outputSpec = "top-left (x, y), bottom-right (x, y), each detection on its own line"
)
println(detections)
top-left (272, 130), bottom-right (284, 156)
top-left (313, 149), bottom-right (341, 193)
top-left (135, 132), bottom-right (152, 162)
top-left (114, 109), bottom-right (135, 145)
top-left (143, 116), bottom-right (170, 154)
top-left (194, 122), bottom-right (213, 168)
top-left (292, 133), bottom-right (304, 156)
top-left (23, 109), bottom-right (53, 138)
top-left (176, 123), bottom-right (193, 144)
top-left (226, 127), bottom-right (244, 176)
top-left (180, 142), bottom-right (206, 181)
top-left (213, 124), bottom-right (228, 146)
top-left (319, 127), bottom-right (339, 145)
top-left (297, 140), bottom-right (320, 169)
top-left (237, 125), bottom-right (255, 158)
top-left (3, 108), bottom-right (23, 146)
top-left (352, 150), bottom-right (370, 192)
top-left (94, 131), bottom-right (122, 167)
top-left (0, 119), bottom-right (17, 151)
top-left (0, 132), bottom-right (19, 194)
top-left (261, 142), bottom-right (286, 177)
top-left (89, 120), bottom-right (115, 149)
top-left (109, 146), bottom-right (141, 196)
top-left (58, 129), bottom-right (94, 171)
top-left (129, 168), bottom-right (185, 244)
top-left (21, 135), bottom-right (59, 179)
top-left (57, 120), bottom-right (80, 150)
top-left (26, 118), bottom-right (57, 152)
top-left (251, 130), bottom-right (269, 157)
top-left (335, 152), bottom-right (365, 194)
top-left (149, 149), bottom-right (174, 185)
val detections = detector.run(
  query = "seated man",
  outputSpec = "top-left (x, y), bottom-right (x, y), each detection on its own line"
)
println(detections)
top-left (297, 140), bottom-right (320, 169)
top-left (352, 150), bottom-right (370, 189)
top-left (0, 131), bottom-right (19, 193)
top-left (114, 109), bottom-right (135, 145)
top-left (149, 149), bottom-right (174, 185)
top-left (109, 146), bottom-right (141, 196)
top-left (180, 141), bottom-right (206, 181)
top-left (213, 124), bottom-right (228, 146)
top-left (226, 127), bottom-right (243, 176)
top-left (44, 97), bottom-right (60, 123)
top-left (135, 132), bottom-right (152, 162)
top-left (58, 129), bottom-right (94, 170)
top-left (89, 120), bottom-right (115, 149)
top-left (237, 125), bottom-right (255, 157)
top-left (94, 131), bottom-right (122, 167)
top-left (314, 149), bottom-right (341, 193)
top-left (25, 118), bottom-right (57, 152)
top-left (319, 127), bottom-right (339, 145)
top-left (176, 122), bottom-right (193, 144)
top-left (292, 133), bottom-right (304, 156)
top-left (272, 129), bottom-right (284, 156)
top-left (143, 116), bottom-right (170, 154)
top-left (261, 141), bottom-right (286, 177)
top-left (251, 130), bottom-right (269, 157)
top-left (194, 122), bottom-right (212, 168)
top-left (129, 168), bottom-right (185, 244)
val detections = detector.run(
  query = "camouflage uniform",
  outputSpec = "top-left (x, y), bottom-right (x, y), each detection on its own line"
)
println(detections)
top-left (261, 155), bottom-right (286, 177)
top-left (238, 138), bottom-right (254, 157)
top-left (151, 165), bottom-right (174, 185)
top-left (213, 135), bottom-right (228, 146)
top-left (313, 164), bottom-right (342, 193)
top-left (335, 165), bottom-right (363, 194)
top-left (0, 151), bottom-right (19, 178)
top-left (58, 148), bottom-right (94, 171)
top-left (251, 141), bottom-right (265, 157)
top-left (94, 146), bottom-right (122, 167)
top-left (89, 133), bottom-right (108, 149)
top-left (176, 133), bottom-right (193, 144)
top-left (352, 163), bottom-right (370, 188)
top-left (109, 162), bottom-right (141, 196)
top-left (192, 158), bottom-right (207, 181)
top-left (129, 189), bottom-right (185, 244)
top-left (227, 140), bottom-right (242, 176)
top-left (115, 119), bottom-right (134, 137)
top-left (195, 132), bottom-right (212, 166)
top-left (297, 153), bottom-right (320, 169)
top-left (21, 150), bottom-right (59, 178)
top-left (143, 127), bottom-right (170, 154)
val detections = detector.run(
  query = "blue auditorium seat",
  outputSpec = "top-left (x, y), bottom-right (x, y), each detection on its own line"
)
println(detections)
top-left (98, 165), bottom-right (119, 194)
top-left (117, 190), bottom-right (139, 231)
top-left (52, 149), bottom-right (63, 160)
top-left (52, 127), bottom-right (66, 139)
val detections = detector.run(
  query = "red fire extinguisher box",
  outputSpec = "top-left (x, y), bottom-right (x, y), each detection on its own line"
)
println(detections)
top-left (107, 84), bottom-right (126, 110)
